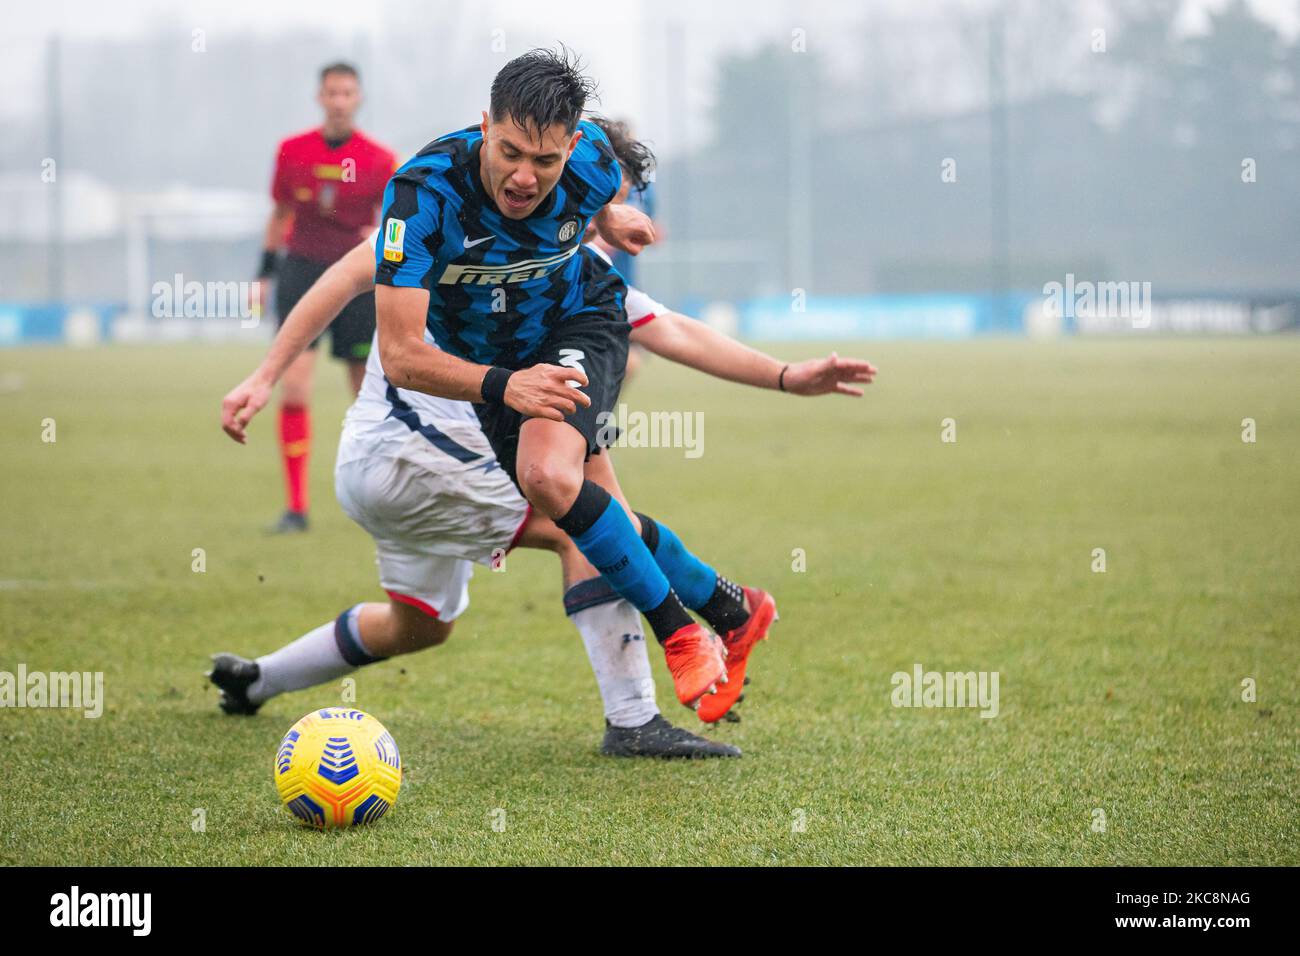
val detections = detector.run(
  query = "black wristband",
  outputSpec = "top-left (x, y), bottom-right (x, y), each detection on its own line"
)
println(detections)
top-left (480, 367), bottom-right (512, 404)
top-left (257, 250), bottom-right (279, 279)
top-left (778, 364), bottom-right (790, 392)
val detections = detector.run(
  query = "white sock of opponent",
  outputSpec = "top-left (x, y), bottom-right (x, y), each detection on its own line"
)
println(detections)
top-left (564, 580), bottom-right (659, 729)
top-left (247, 594), bottom-right (656, 727)
top-left (247, 605), bottom-right (380, 704)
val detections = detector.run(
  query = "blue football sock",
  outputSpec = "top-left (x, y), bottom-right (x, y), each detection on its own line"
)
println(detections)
top-left (637, 513), bottom-right (750, 633)
top-left (635, 513), bottom-right (718, 608)
top-left (556, 482), bottom-right (693, 640)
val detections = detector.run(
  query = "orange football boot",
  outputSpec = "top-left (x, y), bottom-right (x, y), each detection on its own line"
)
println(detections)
top-left (696, 587), bottom-right (777, 723)
top-left (662, 622), bottom-right (727, 708)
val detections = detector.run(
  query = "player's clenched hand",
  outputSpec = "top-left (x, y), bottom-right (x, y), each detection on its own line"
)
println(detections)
top-left (781, 352), bottom-right (878, 397)
top-left (593, 204), bottom-right (656, 255)
top-left (503, 364), bottom-right (591, 421)
top-left (221, 374), bottom-right (274, 443)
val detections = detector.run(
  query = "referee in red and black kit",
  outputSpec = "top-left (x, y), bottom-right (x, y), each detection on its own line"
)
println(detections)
top-left (253, 62), bottom-right (396, 533)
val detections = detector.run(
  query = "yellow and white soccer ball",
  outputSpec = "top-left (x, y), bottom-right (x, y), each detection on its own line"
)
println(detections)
top-left (274, 708), bottom-right (402, 828)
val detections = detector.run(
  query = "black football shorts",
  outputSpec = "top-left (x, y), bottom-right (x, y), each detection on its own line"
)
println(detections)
top-left (276, 253), bottom-right (376, 362)
top-left (474, 253), bottom-right (630, 488)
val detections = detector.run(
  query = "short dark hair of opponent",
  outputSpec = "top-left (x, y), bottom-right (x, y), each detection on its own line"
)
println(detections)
top-left (588, 116), bottom-right (656, 195)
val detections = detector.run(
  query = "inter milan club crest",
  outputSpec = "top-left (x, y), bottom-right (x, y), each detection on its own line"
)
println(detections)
top-left (557, 218), bottom-right (580, 242)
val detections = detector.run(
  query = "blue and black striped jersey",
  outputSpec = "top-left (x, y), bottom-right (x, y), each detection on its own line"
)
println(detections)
top-left (374, 120), bottom-right (623, 367)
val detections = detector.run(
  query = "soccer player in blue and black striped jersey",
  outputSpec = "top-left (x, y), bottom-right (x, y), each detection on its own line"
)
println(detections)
top-left (374, 49), bottom-right (771, 709)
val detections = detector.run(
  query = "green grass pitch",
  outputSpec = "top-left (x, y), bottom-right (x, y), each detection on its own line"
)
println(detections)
top-left (1, 337), bottom-right (1296, 866)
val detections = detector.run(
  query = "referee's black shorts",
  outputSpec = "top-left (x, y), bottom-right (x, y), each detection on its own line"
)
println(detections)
top-left (275, 252), bottom-right (375, 362)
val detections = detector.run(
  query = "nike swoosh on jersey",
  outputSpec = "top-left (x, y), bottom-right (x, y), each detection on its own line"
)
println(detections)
top-left (462, 234), bottom-right (495, 248)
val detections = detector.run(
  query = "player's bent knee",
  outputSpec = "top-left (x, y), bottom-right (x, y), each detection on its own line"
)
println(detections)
top-left (417, 619), bottom-right (454, 648)
top-left (518, 457), bottom-right (582, 517)
top-left (402, 617), bottom-right (453, 651)
top-left (388, 599), bottom-right (455, 652)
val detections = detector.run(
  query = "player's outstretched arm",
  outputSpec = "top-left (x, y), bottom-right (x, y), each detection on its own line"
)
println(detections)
top-left (630, 311), bottom-right (877, 396)
top-left (374, 286), bottom-right (591, 421)
top-left (220, 239), bottom-right (375, 443)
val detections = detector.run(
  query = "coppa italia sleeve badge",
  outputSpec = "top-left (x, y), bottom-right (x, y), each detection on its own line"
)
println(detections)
top-left (382, 219), bottom-right (406, 262)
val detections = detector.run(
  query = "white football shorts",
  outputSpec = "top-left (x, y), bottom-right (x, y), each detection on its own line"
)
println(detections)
top-left (334, 428), bottom-right (530, 621)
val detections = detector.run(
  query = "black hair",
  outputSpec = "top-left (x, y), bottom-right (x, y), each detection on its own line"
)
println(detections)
top-left (320, 61), bottom-right (360, 84)
top-left (589, 116), bottom-right (655, 195)
top-left (489, 46), bottom-right (596, 138)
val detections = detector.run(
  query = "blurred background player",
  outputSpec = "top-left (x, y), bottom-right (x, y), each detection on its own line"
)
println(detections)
top-left (253, 61), bottom-right (395, 533)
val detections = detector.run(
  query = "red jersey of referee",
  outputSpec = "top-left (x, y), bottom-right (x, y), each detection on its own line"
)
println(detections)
top-left (271, 128), bottom-right (395, 265)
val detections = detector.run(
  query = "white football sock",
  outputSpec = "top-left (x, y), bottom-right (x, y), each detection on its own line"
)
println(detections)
top-left (248, 607), bottom-right (374, 704)
top-left (568, 597), bottom-right (659, 729)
